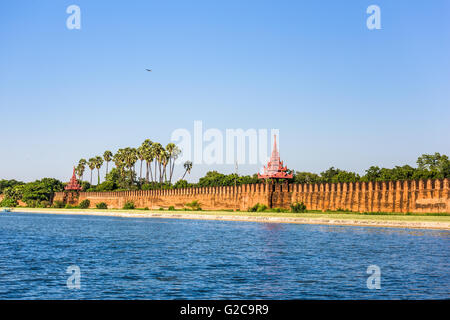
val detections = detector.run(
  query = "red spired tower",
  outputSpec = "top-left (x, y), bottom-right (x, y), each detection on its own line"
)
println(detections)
top-left (258, 135), bottom-right (293, 180)
top-left (64, 167), bottom-right (82, 204)
top-left (65, 167), bottom-right (82, 191)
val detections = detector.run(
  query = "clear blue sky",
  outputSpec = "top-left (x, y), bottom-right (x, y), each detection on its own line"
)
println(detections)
top-left (1, 0), bottom-right (449, 182)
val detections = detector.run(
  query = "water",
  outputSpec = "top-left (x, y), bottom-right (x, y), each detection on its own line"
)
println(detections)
top-left (0, 212), bottom-right (448, 299)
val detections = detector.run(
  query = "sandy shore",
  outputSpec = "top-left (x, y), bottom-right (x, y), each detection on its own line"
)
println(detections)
top-left (6, 207), bottom-right (450, 230)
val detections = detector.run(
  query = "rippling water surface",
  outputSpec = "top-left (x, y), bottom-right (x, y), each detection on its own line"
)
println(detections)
top-left (0, 212), bottom-right (448, 299)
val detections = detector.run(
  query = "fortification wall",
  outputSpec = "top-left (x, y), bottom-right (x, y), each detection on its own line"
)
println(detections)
top-left (289, 179), bottom-right (450, 213)
top-left (53, 184), bottom-right (271, 211)
top-left (51, 178), bottom-right (450, 213)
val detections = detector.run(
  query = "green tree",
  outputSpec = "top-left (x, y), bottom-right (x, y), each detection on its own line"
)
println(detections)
top-left (75, 164), bottom-right (84, 182)
top-left (151, 143), bottom-right (164, 183)
top-left (198, 171), bottom-right (227, 187)
top-left (166, 143), bottom-right (181, 184)
top-left (113, 149), bottom-right (126, 178)
top-left (137, 145), bottom-right (146, 182)
top-left (105, 167), bottom-right (136, 190)
top-left (160, 149), bottom-right (170, 183)
top-left (21, 178), bottom-right (64, 206)
top-left (174, 179), bottom-right (190, 189)
top-left (361, 166), bottom-right (381, 182)
top-left (293, 171), bottom-right (321, 184)
top-left (417, 153), bottom-right (450, 178)
top-left (331, 171), bottom-right (360, 183)
top-left (320, 167), bottom-right (341, 183)
top-left (141, 139), bottom-right (153, 183)
top-left (88, 158), bottom-right (96, 185)
top-left (181, 160), bottom-right (193, 180)
top-left (239, 174), bottom-right (259, 185)
top-left (95, 156), bottom-right (104, 185)
top-left (319, 167), bottom-right (360, 183)
top-left (77, 159), bottom-right (87, 181)
top-left (0, 184), bottom-right (24, 207)
top-left (0, 179), bottom-right (24, 194)
top-left (123, 148), bottom-right (138, 183)
top-left (103, 151), bottom-right (113, 176)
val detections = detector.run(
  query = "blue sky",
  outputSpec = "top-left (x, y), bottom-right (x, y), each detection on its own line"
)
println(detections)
top-left (1, 0), bottom-right (449, 182)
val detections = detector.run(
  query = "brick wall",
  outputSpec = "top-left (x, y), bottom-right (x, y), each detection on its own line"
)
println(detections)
top-left (53, 184), bottom-right (271, 211)
top-left (52, 178), bottom-right (450, 213)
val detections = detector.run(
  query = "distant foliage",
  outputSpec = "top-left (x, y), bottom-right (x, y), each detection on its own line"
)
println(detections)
top-left (94, 181), bottom-right (116, 192)
top-left (96, 202), bottom-right (108, 209)
top-left (140, 182), bottom-right (172, 190)
top-left (168, 206), bottom-right (175, 211)
top-left (0, 179), bottom-right (24, 194)
top-left (79, 199), bottom-right (90, 209)
top-left (290, 202), bottom-right (307, 213)
top-left (197, 171), bottom-right (259, 187)
top-left (22, 178), bottom-right (64, 207)
top-left (292, 153), bottom-right (450, 184)
top-left (105, 167), bottom-right (137, 190)
top-left (80, 181), bottom-right (91, 191)
top-left (174, 179), bottom-right (190, 189)
top-left (123, 201), bottom-right (135, 210)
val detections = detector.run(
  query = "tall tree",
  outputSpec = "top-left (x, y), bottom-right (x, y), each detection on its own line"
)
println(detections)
top-left (95, 156), bottom-right (104, 185)
top-left (103, 151), bottom-right (113, 176)
top-left (417, 152), bottom-right (450, 178)
top-left (113, 149), bottom-right (126, 178)
top-left (166, 143), bottom-right (181, 185)
top-left (75, 164), bottom-right (85, 182)
top-left (181, 161), bottom-right (193, 180)
top-left (123, 148), bottom-right (138, 183)
top-left (77, 159), bottom-right (87, 181)
top-left (88, 158), bottom-right (96, 185)
top-left (159, 149), bottom-right (169, 183)
top-left (137, 145), bottom-right (146, 181)
top-left (142, 139), bottom-right (153, 183)
top-left (151, 143), bottom-right (164, 183)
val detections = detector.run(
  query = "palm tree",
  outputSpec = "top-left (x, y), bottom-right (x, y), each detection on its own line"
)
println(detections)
top-left (88, 158), bottom-right (96, 185)
top-left (150, 144), bottom-right (159, 183)
top-left (95, 156), bottom-right (104, 185)
top-left (166, 143), bottom-right (181, 184)
top-left (75, 163), bottom-right (85, 182)
top-left (160, 150), bottom-right (169, 183)
top-left (78, 159), bottom-right (87, 181)
top-left (181, 161), bottom-right (193, 180)
top-left (151, 143), bottom-right (164, 183)
top-left (103, 151), bottom-right (113, 176)
top-left (123, 147), bottom-right (138, 183)
top-left (113, 149), bottom-right (126, 178)
top-left (137, 145), bottom-right (146, 181)
top-left (142, 139), bottom-right (153, 183)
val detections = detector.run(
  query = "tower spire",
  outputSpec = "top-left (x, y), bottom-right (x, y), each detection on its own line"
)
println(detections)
top-left (65, 166), bottom-right (82, 191)
top-left (258, 134), bottom-right (293, 180)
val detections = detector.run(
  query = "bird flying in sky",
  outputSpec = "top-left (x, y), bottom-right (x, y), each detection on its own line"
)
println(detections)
top-left (145, 69), bottom-right (152, 72)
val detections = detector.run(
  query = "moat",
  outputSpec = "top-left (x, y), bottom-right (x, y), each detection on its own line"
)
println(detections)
top-left (0, 212), bottom-right (448, 299)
